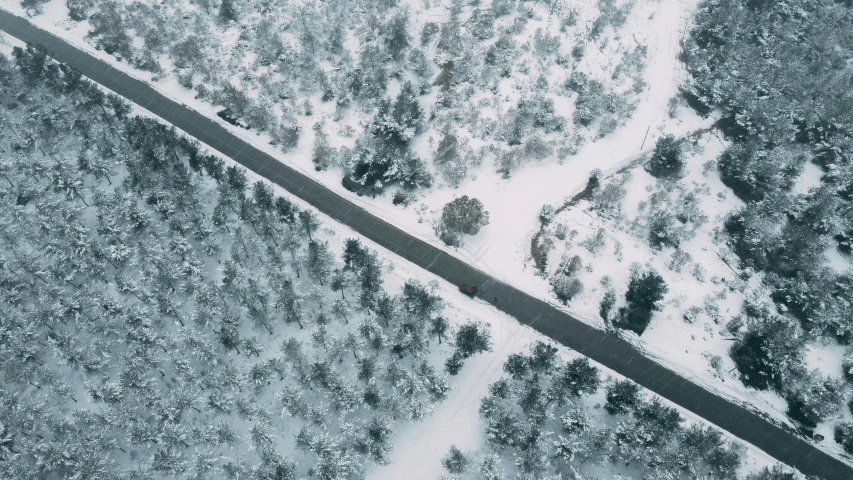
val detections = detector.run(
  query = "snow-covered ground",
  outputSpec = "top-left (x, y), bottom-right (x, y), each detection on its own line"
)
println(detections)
top-left (536, 129), bottom-right (853, 463)
top-left (225, 131), bottom-right (797, 478)
top-left (1, 0), bottom-right (702, 290)
top-left (370, 304), bottom-right (788, 480)
top-left (100, 65), bottom-right (791, 479)
top-left (5, 0), bottom-right (849, 470)
top-left (22, 54), bottom-right (801, 480)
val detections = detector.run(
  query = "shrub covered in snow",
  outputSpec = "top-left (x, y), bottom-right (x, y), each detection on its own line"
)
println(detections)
top-left (441, 445), bottom-right (470, 474)
top-left (646, 134), bottom-right (685, 179)
top-left (730, 314), bottom-right (805, 391)
top-left (616, 270), bottom-right (668, 335)
top-left (551, 274), bottom-right (584, 305)
top-left (784, 375), bottom-right (845, 429)
top-left (446, 322), bottom-right (492, 375)
top-left (835, 422), bottom-right (853, 454)
top-left (437, 196), bottom-right (490, 246)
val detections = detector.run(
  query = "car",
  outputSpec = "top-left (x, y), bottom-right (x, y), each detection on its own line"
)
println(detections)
top-left (458, 284), bottom-right (478, 297)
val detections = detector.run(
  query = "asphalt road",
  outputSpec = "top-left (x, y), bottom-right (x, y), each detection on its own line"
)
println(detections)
top-left (2, 9), bottom-right (849, 479)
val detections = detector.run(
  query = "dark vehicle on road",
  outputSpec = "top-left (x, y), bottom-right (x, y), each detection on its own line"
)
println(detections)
top-left (459, 284), bottom-right (478, 297)
top-left (217, 108), bottom-right (249, 129)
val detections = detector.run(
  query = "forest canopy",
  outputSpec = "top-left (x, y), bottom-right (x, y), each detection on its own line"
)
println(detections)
top-left (0, 45), bottom-right (492, 479)
top-left (684, 0), bottom-right (853, 339)
top-left (682, 0), bottom-right (853, 440)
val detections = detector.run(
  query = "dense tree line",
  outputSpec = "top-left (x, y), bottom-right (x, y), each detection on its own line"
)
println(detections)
top-left (683, 0), bottom-right (853, 439)
top-left (33, 0), bottom-right (650, 199)
top-left (437, 195), bottom-right (490, 246)
top-left (0, 47), bottom-right (489, 479)
top-left (439, 341), bottom-right (767, 479)
top-left (684, 0), bottom-right (853, 335)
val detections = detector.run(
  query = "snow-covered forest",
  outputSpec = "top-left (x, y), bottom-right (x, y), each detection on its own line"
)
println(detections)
top-left (0, 33), bottom-right (811, 479)
top-left (35, 0), bottom-right (648, 196)
top-left (0, 45), bottom-right (492, 477)
top-left (530, 0), bottom-right (853, 460)
top-left (1, 37), bottom-right (812, 479)
top-left (4, 0), bottom-right (853, 477)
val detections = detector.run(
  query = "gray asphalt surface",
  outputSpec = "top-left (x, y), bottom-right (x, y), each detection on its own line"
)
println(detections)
top-left (2, 9), bottom-right (849, 479)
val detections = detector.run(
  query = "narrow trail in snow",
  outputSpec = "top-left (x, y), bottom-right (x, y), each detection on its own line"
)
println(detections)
top-left (371, 314), bottom-right (528, 480)
top-left (1, 9), bottom-right (849, 479)
top-left (448, 0), bottom-right (698, 284)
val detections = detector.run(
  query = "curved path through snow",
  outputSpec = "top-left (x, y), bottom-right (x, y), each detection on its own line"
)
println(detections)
top-left (391, 0), bottom-right (706, 288)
